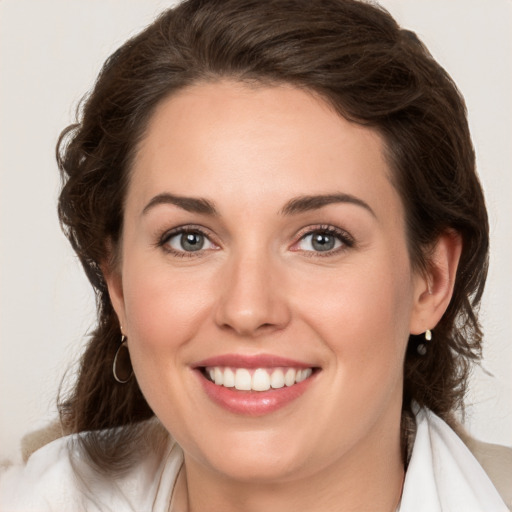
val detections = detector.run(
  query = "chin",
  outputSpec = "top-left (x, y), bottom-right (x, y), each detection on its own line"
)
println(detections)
top-left (207, 452), bottom-right (307, 484)
top-left (185, 427), bottom-right (313, 483)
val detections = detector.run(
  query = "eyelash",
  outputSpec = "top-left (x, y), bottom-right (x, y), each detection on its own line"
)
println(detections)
top-left (157, 224), bottom-right (355, 258)
top-left (157, 225), bottom-right (217, 258)
top-left (292, 224), bottom-right (355, 257)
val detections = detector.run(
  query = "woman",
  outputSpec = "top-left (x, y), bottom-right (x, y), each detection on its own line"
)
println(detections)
top-left (0, 0), bottom-right (510, 510)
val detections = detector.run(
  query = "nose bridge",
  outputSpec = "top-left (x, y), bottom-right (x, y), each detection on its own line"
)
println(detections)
top-left (214, 242), bottom-right (290, 336)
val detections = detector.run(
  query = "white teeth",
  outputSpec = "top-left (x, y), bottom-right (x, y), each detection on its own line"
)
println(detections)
top-left (284, 368), bottom-right (296, 386)
top-left (205, 366), bottom-right (313, 391)
top-left (234, 369), bottom-right (252, 391)
top-left (252, 368), bottom-right (271, 391)
top-left (214, 367), bottom-right (224, 385)
top-left (270, 369), bottom-right (285, 389)
top-left (223, 368), bottom-right (235, 388)
top-left (296, 368), bottom-right (312, 383)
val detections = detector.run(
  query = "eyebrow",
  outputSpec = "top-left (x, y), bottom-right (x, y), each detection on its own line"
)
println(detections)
top-left (280, 193), bottom-right (376, 217)
top-left (142, 192), bottom-right (375, 218)
top-left (142, 193), bottom-right (218, 216)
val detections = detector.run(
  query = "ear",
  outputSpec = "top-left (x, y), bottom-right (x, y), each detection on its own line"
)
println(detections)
top-left (409, 230), bottom-right (463, 335)
top-left (101, 250), bottom-right (127, 333)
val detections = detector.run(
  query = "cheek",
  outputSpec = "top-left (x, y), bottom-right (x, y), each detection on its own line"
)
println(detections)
top-left (294, 256), bottom-right (414, 371)
top-left (119, 258), bottom-right (215, 390)
top-left (122, 258), bottom-right (207, 338)
top-left (118, 258), bottom-right (218, 429)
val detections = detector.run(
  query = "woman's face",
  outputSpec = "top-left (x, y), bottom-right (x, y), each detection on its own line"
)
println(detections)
top-left (108, 81), bottom-right (429, 483)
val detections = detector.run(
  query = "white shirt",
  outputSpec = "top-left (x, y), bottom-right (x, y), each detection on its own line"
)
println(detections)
top-left (0, 408), bottom-right (508, 511)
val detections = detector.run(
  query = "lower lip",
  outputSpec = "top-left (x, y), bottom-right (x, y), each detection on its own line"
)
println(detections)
top-left (196, 370), bottom-right (317, 416)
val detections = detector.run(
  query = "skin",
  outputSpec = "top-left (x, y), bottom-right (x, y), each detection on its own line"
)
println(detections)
top-left (106, 81), bottom-right (461, 512)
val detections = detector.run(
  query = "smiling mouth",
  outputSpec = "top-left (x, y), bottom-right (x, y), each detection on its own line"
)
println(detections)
top-left (201, 366), bottom-right (315, 392)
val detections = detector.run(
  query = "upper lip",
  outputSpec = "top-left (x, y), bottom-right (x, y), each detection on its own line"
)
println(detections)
top-left (193, 353), bottom-right (315, 369)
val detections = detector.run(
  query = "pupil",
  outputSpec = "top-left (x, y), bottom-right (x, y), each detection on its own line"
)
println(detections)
top-left (312, 233), bottom-right (335, 251)
top-left (181, 232), bottom-right (204, 251)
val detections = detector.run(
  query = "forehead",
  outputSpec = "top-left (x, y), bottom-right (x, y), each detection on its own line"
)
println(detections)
top-left (129, 80), bottom-right (400, 220)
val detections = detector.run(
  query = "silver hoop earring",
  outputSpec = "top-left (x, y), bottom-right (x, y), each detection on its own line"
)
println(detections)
top-left (113, 335), bottom-right (133, 383)
top-left (417, 329), bottom-right (432, 356)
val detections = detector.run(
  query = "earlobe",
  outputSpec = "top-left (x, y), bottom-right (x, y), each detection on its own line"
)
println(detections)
top-left (410, 230), bottom-right (463, 335)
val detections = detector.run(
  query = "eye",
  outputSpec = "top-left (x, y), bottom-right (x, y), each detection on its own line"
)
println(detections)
top-left (294, 227), bottom-right (353, 254)
top-left (298, 231), bottom-right (341, 252)
top-left (161, 228), bottom-right (217, 254)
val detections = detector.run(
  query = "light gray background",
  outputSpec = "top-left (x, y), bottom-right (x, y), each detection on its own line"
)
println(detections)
top-left (1, 0), bottom-right (511, 463)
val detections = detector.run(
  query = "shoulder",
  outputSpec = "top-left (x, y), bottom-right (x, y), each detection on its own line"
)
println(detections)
top-left (409, 407), bottom-right (511, 511)
top-left (0, 434), bottom-right (82, 511)
top-left (459, 430), bottom-right (512, 510)
top-left (0, 419), bottom-right (183, 512)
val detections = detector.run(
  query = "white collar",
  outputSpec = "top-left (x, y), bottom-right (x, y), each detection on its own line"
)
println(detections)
top-left (399, 407), bottom-right (508, 511)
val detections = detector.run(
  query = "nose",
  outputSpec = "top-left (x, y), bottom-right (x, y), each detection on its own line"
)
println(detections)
top-left (214, 250), bottom-right (291, 338)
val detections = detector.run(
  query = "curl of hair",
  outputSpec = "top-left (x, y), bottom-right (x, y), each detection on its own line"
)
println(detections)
top-left (57, 0), bottom-right (488, 472)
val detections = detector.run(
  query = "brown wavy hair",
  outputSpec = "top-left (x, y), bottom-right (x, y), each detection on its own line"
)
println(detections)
top-left (57, 0), bottom-right (488, 470)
